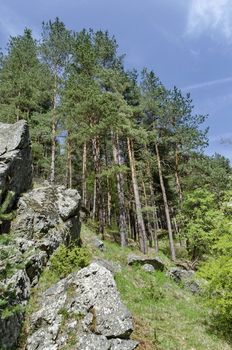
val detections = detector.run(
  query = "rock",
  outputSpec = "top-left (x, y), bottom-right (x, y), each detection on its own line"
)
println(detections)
top-left (27, 263), bottom-right (137, 349)
top-left (93, 258), bottom-right (122, 275)
top-left (0, 184), bottom-right (81, 349)
top-left (12, 185), bottom-right (81, 250)
top-left (5, 269), bottom-right (31, 304)
top-left (128, 254), bottom-right (165, 271)
top-left (168, 267), bottom-right (201, 294)
top-left (142, 264), bottom-right (155, 272)
top-left (110, 339), bottom-right (139, 349)
top-left (0, 311), bottom-right (24, 350)
top-left (78, 334), bottom-right (110, 350)
top-left (0, 120), bottom-right (32, 209)
top-left (92, 236), bottom-right (105, 251)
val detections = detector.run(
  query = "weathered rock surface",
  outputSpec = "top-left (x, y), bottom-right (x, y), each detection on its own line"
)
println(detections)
top-left (93, 258), bottom-right (122, 275)
top-left (0, 120), bottom-right (32, 209)
top-left (92, 236), bottom-right (106, 251)
top-left (142, 263), bottom-right (155, 272)
top-left (0, 185), bottom-right (81, 349)
top-left (128, 254), bottom-right (165, 271)
top-left (168, 267), bottom-right (201, 294)
top-left (27, 263), bottom-right (138, 350)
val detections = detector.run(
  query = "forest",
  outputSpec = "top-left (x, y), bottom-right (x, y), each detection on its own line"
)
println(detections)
top-left (0, 18), bottom-right (231, 336)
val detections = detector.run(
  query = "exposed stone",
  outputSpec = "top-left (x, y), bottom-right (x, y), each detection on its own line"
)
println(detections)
top-left (110, 339), bottom-right (139, 349)
top-left (0, 120), bottom-right (32, 209)
top-left (128, 254), bottom-right (165, 271)
top-left (78, 334), bottom-right (110, 350)
top-left (0, 312), bottom-right (24, 350)
top-left (93, 258), bottom-right (122, 275)
top-left (92, 236), bottom-right (105, 251)
top-left (0, 185), bottom-right (81, 349)
top-left (168, 267), bottom-right (201, 294)
top-left (142, 263), bottom-right (155, 272)
top-left (26, 263), bottom-right (137, 349)
top-left (5, 269), bottom-right (31, 304)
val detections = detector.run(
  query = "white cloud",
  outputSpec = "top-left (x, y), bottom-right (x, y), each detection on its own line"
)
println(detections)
top-left (187, 0), bottom-right (232, 40)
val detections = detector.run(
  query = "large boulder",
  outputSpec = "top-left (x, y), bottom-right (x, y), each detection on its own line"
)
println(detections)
top-left (27, 263), bottom-right (139, 350)
top-left (128, 254), bottom-right (165, 271)
top-left (0, 120), bottom-right (32, 209)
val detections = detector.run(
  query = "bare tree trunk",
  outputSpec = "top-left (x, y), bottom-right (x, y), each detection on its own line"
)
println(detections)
top-left (175, 144), bottom-right (183, 204)
top-left (127, 138), bottom-right (147, 254)
top-left (92, 136), bottom-right (100, 219)
top-left (66, 135), bottom-right (72, 188)
top-left (112, 132), bottom-right (128, 247)
top-left (82, 142), bottom-right (87, 207)
top-left (107, 178), bottom-right (112, 227)
top-left (155, 142), bottom-right (176, 260)
top-left (50, 77), bottom-right (57, 184)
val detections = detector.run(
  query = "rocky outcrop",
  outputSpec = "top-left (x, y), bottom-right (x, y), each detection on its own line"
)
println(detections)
top-left (168, 267), bottom-right (201, 294)
top-left (0, 185), bottom-right (81, 349)
top-left (0, 120), bottom-right (32, 210)
top-left (27, 263), bottom-right (139, 350)
top-left (128, 254), bottom-right (165, 271)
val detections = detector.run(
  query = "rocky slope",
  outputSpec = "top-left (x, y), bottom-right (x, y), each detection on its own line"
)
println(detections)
top-left (0, 185), bottom-right (81, 349)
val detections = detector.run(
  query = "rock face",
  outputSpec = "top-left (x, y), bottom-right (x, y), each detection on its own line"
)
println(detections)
top-left (128, 254), bottom-right (165, 271)
top-left (27, 263), bottom-right (139, 350)
top-left (0, 120), bottom-right (32, 209)
top-left (0, 185), bottom-right (81, 350)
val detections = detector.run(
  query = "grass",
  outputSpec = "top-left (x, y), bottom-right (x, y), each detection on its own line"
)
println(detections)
top-left (81, 223), bottom-right (232, 350)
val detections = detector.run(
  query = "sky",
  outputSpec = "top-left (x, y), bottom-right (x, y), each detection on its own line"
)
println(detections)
top-left (0, 0), bottom-right (232, 162)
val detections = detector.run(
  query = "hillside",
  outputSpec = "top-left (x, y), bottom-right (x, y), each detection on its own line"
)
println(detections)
top-left (15, 223), bottom-right (231, 350)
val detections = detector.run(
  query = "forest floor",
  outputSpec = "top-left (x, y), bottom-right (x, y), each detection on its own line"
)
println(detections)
top-left (82, 223), bottom-right (232, 350)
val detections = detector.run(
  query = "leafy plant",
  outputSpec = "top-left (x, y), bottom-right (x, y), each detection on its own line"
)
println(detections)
top-left (48, 244), bottom-right (90, 278)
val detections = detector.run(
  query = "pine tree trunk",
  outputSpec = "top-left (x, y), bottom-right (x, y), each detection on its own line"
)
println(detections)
top-left (155, 143), bottom-right (176, 260)
top-left (68, 140), bottom-right (72, 188)
top-left (112, 132), bottom-right (128, 247)
top-left (175, 144), bottom-right (183, 204)
top-left (107, 179), bottom-right (112, 227)
top-left (82, 142), bottom-right (87, 207)
top-left (50, 77), bottom-right (57, 184)
top-left (127, 138), bottom-right (147, 254)
top-left (155, 142), bottom-right (176, 260)
top-left (92, 136), bottom-right (100, 219)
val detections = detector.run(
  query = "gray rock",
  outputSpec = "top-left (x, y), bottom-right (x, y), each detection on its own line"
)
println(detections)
top-left (110, 339), bottom-right (139, 349)
top-left (78, 334), bottom-right (110, 350)
top-left (0, 184), bottom-right (81, 349)
top-left (0, 311), bottom-right (24, 350)
top-left (57, 186), bottom-right (81, 220)
top-left (142, 264), bottom-right (155, 272)
top-left (26, 263), bottom-right (137, 349)
top-left (13, 185), bottom-right (80, 242)
top-left (0, 120), bottom-right (32, 209)
top-left (92, 236), bottom-right (105, 251)
top-left (5, 269), bottom-right (31, 304)
top-left (128, 254), bottom-right (165, 271)
top-left (71, 263), bottom-right (133, 338)
top-left (168, 267), bottom-right (201, 294)
top-left (93, 258), bottom-right (122, 275)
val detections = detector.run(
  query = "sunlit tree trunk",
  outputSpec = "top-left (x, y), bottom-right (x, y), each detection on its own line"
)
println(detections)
top-left (127, 137), bottom-right (147, 254)
top-left (112, 131), bottom-right (128, 247)
top-left (155, 142), bottom-right (176, 260)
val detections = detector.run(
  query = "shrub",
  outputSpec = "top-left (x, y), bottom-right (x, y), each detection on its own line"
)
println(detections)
top-left (49, 244), bottom-right (91, 278)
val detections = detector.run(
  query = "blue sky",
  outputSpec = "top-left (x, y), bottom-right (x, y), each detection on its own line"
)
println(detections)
top-left (0, 0), bottom-right (232, 161)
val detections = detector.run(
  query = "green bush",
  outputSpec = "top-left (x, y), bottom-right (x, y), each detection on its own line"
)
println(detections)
top-left (198, 233), bottom-right (232, 335)
top-left (49, 244), bottom-right (91, 279)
